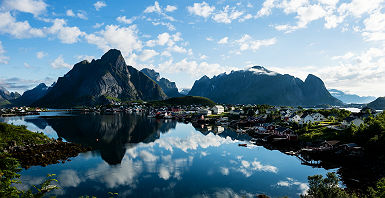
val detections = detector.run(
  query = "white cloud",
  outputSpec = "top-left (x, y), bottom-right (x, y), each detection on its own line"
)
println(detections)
top-left (220, 167), bottom-right (229, 175)
top-left (144, 1), bottom-right (162, 13)
top-left (139, 49), bottom-right (159, 62)
top-left (235, 34), bottom-right (277, 52)
top-left (257, 0), bottom-right (276, 17)
top-left (338, 0), bottom-right (383, 18)
top-left (151, 21), bottom-right (176, 31)
top-left (0, 12), bottom-right (45, 38)
top-left (212, 5), bottom-right (243, 24)
top-left (144, 1), bottom-right (176, 21)
top-left (93, 1), bottom-right (106, 11)
top-left (165, 5), bottom-right (177, 12)
top-left (158, 166), bottom-right (171, 180)
top-left (85, 25), bottom-right (142, 64)
top-left (1, 0), bottom-right (47, 16)
top-left (218, 37), bottom-right (228, 44)
top-left (116, 16), bottom-right (135, 24)
top-left (75, 55), bottom-right (95, 62)
top-left (332, 52), bottom-right (354, 60)
top-left (277, 177), bottom-right (309, 195)
top-left (0, 41), bottom-right (9, 64)
top-left (93, 22), bottom-right (104, 29)
top-left (139, 150), bottom-right (157, 162)
top-left (146, 32), bottom-right (183, 47)
top-left (58, 170), bottom-right (81, 188)
top-left (187, 2), bottom-right (215, 18)
top-left (36, 51), bottom-right (47, 59)
top-left (362, 11), bottom-right (385, 41)
top-left (51, 55), bottom-right (71, 69)
top-left (66, 9), bottom-right (75, 17)
top-left (47, 19), bottom-right (85, 44)
top-left (66, 9), bottom-right (87, 20)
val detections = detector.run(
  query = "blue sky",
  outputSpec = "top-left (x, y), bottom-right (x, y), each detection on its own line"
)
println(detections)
top-left (0, 0), bottom-right (384, 97)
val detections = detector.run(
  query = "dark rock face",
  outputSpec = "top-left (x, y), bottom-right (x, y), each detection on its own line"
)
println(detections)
top-left (140, 68), bottom-right (182, 98)
top-left (11, 83), bottom-right (48, 106)
top-left (34, 49), bottom-right (167, 108)
top-left (328, 89), bottom-right (376, 104)
top-left (188, 66), bottom-right (343, 106)
top-left (367, 97), bottom-right (385, 110)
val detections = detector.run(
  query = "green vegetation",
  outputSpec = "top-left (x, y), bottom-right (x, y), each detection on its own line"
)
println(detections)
top-left (0, 99), bottom-right (11, 107)
top-left (302, 172), bottom-right (385, 198)
top-left (0, 123), bottom-right (58, 197)
top-left (150, 96), bottom-right (216, 106)
top-left (0, 123), bottom-right (51, 151)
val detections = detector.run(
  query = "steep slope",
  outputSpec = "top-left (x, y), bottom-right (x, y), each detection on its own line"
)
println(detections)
top-left (328, 89), bottom-right (376, 104)
top-left (140, 68), bottom-right (182, 98)
top-left (367, 97), bottom-right (385, 110)
top-left (11, 83), bottom-right (49, 106)
top-left (188, 66), bottom-right (342, 106)
top-left (34, 49), bottom-right (167, 108)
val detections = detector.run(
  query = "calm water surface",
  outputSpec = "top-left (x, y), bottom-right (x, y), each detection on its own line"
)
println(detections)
top-left (0, 112), bottom-right (332, 198)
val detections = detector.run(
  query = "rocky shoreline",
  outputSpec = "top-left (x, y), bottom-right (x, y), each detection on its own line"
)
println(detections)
top-left (4, 140), bottom-right (92, 169)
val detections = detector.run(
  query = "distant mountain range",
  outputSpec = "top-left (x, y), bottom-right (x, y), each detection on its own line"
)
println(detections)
top-left (140, 68), bottom-right (182, 98)
top-left (179, 88), bottom-right (191, 95)
top-left (33, 49), bottom-right (167, 108)
top-left (367, 97), bottom-right (385, 110)
top-left (188, 66), bottom-right (343, 106)
top-left (0, 86), bottom-right (20, 106)
top-left (328, 89), bottom-right (376, 104)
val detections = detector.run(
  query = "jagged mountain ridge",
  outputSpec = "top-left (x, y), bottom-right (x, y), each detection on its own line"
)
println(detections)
top-left (140, 68), bottom-right (182, 98)
top-left (33, 49), bottom-right (167, 108)
top-left (11, 83), bottom-right (49, 106)
top-left (188, 66), bottom-right (342, 106)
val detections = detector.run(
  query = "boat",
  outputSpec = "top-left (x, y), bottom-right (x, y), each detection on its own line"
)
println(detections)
top-left (238, 144), bottom-right (247, 147)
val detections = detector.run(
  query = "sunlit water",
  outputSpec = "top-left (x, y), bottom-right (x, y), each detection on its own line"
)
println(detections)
top-left (0, 112), bottom-right (332, 198)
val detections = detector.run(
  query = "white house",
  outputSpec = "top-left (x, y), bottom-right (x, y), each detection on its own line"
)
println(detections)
top-left (198, 108), bottom-right (212, 116)
top-left (312, 113), bottom-right (326, 122)
top-left (289, 114), bottom-right (302, 123)
top-left (342, 117), bottom-right (364, 128)
top-left (212, 105), bottom-right (225, 114)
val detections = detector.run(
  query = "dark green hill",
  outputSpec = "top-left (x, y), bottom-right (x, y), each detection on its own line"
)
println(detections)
top-left (150, 96), bottom-right (216, 106)
top-left (367, 97), bottom-right (385, 110)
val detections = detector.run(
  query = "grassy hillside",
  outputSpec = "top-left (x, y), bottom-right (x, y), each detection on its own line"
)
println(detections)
top-left (150, 96), bottom-right (216, 106)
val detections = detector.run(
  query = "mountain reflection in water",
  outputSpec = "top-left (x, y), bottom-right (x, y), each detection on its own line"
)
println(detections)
top-left (42, 113), bottom-right (176, 165)
top-left (5, 112), bottom-right (332, 197)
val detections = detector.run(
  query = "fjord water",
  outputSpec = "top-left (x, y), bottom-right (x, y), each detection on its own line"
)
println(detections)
top-left (0, 112), bottom-right (331, 197)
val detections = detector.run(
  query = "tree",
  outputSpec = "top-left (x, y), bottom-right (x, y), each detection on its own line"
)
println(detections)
top-left (301, 172), bottom-right (354, 198)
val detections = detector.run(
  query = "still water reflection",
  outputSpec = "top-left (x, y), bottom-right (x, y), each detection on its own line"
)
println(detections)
top-left (0, 112), bottom-right (331, 197)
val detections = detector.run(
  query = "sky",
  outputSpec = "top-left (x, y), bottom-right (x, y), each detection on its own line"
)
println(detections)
top-left (0, 0), bottom-right (384, 97)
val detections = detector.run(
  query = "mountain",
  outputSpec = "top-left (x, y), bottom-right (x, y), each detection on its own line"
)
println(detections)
top-left (140, 68), bottom-right (182, 98)
top-left (328, 89), bottom-right (376, 104)
top-left (33, 49), bottom-right (167, 108)
top-left (151, 96), bottom-right (216, 106)
top-left (11, 83), bottom-right (49, 106)
top-left (0, 86), bottom-right (20, 107)
top-left (188, 66), bottom-right (342, 106)
top-left (180, 88), bottom-right (191, 95)
top-left (367, 97), bottom-right (385, 110)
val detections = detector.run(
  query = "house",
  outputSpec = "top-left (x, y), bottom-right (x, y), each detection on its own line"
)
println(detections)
top-left (197, 108), bottom-right (212, 116)
top-left (229, 109), bottom-right (243, 115)
top-left (342, 117), bottom-right (364, 128)
top-left (320, 140), bottom-right (340, 149)
top-left (299, 113), bottom-right (326, 124)
top-left (212, 105), bottom-right (225, 114)
top-left (288, 114), bottom-right (301, 123)
top-left (299, 114), bottom-right (314, 124)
